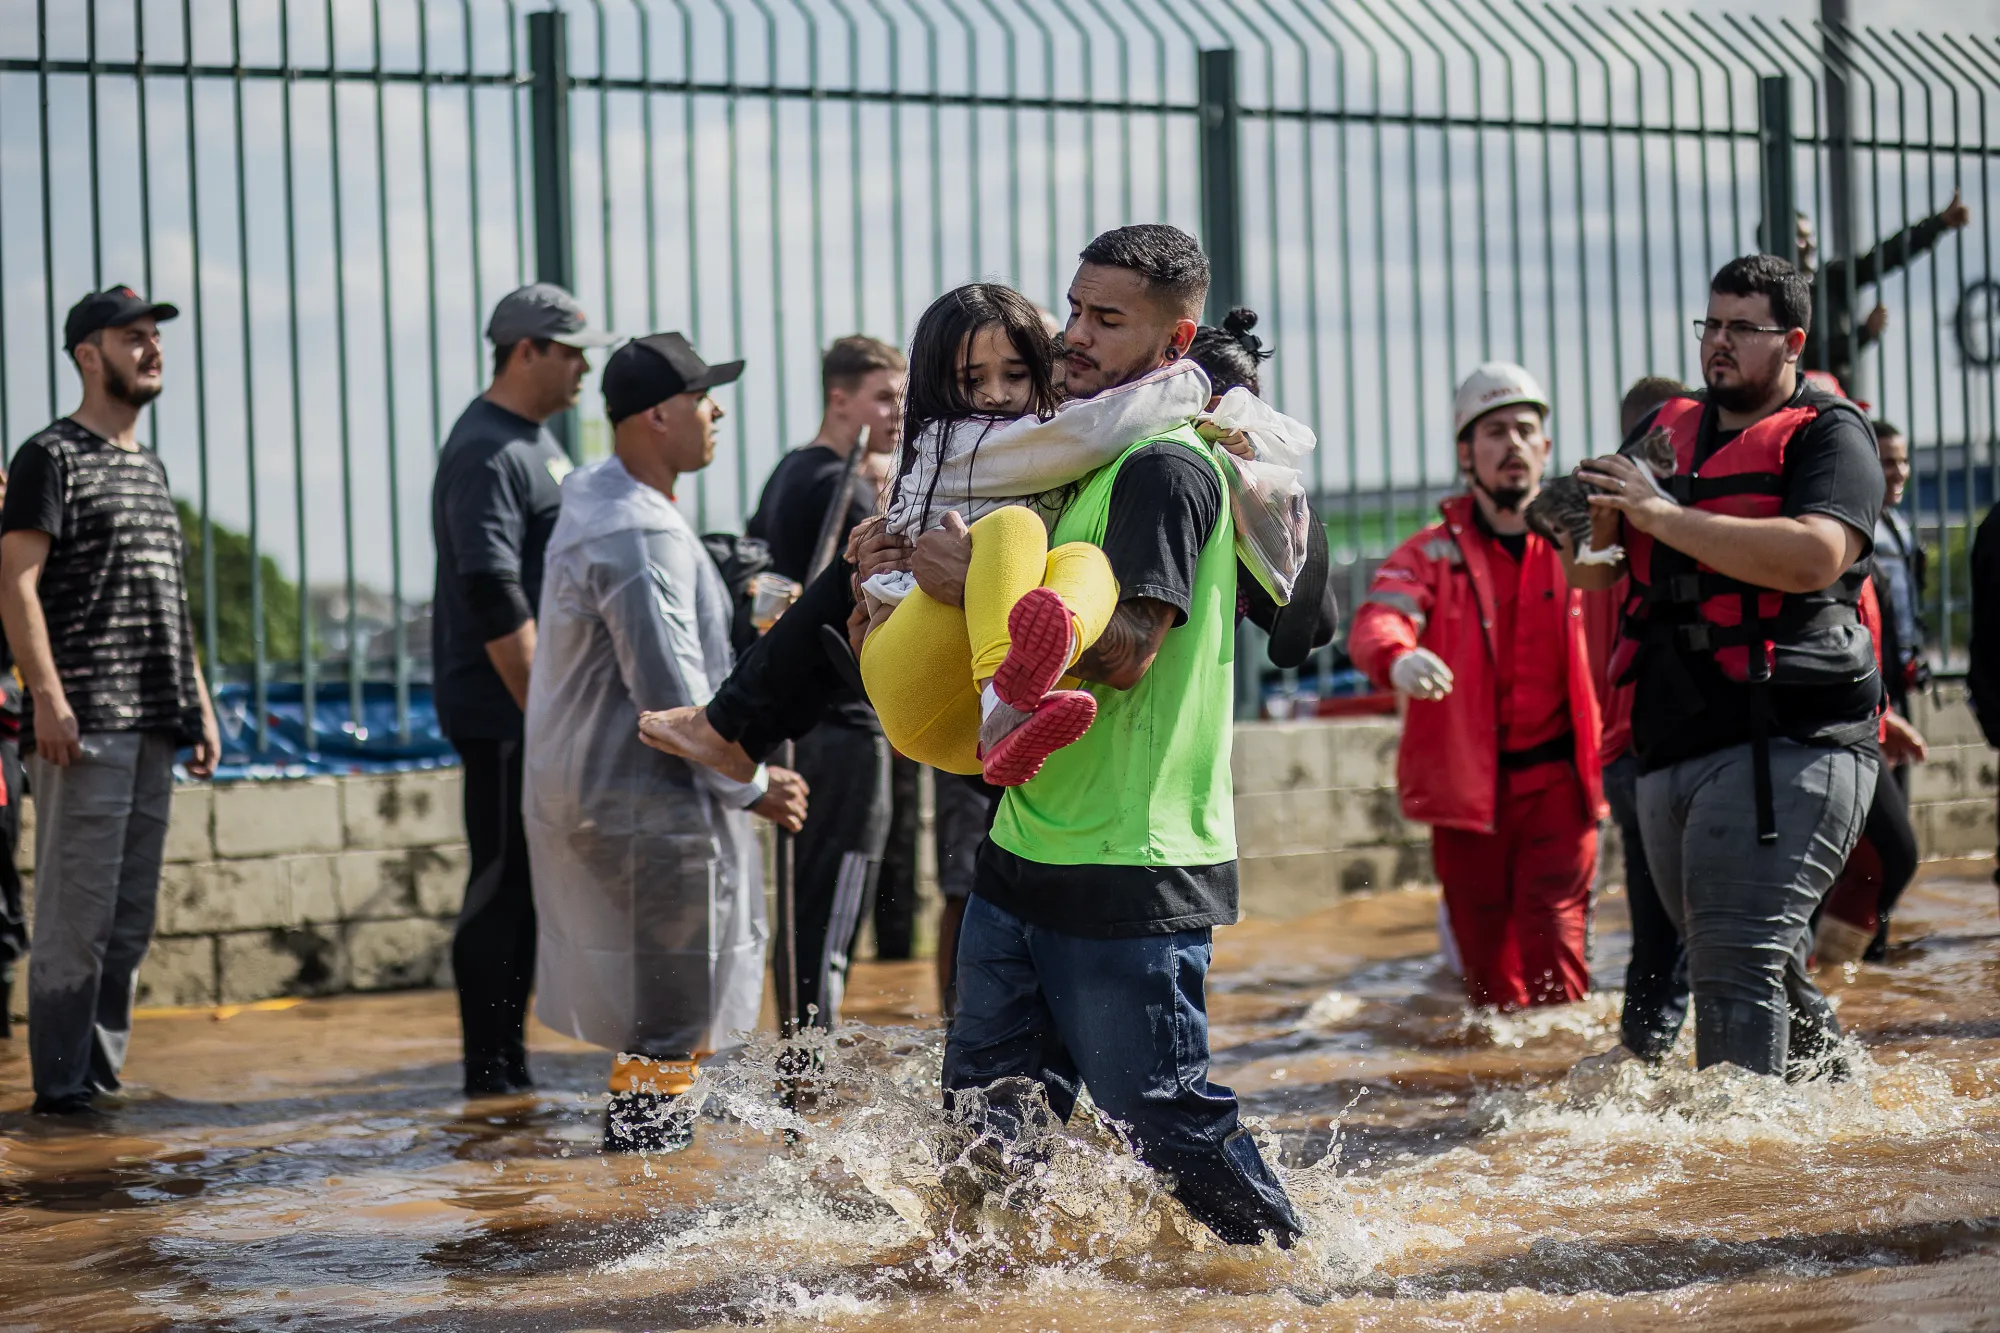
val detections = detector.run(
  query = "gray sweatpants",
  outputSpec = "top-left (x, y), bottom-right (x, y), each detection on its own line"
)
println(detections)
top-left (26, 731), bottom-right (176, 1108)
top-left (1635, 738), bottom-right (1875, 1077)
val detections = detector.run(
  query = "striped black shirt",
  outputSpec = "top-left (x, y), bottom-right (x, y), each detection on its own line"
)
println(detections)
top-left (1, 419), bottom-right (201, 744)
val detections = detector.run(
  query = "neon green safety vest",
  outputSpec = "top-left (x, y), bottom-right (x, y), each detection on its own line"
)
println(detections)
top-left (989, 425), bottom-right (1238, 867)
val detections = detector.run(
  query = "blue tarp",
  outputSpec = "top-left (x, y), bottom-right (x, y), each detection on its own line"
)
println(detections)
top-left (200, 681), bottom-right (457, 782)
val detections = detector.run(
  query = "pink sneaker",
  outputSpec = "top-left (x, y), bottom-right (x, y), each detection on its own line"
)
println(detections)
top-left (992, 586), bottom-right (1077, 711)
top-left (980, 690), bottom-right (1097, 787)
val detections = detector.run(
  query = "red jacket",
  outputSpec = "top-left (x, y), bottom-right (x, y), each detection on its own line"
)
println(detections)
top-left (1581, 580), bottom-right (1633, 766)
top-left (1350, 494), bottom-right (1606, 834)
top-left (1858, 575), bottom-right (1892, 745)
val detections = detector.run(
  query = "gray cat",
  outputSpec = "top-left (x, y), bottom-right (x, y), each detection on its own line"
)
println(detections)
top-left (1524, 425), bottom-right (1677, 565)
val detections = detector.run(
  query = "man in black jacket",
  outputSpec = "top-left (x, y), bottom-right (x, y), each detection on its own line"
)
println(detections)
top-left (1968, 501), bottom-right (2000, 890)
top-left (1799, 193), bottom-right (1972, 385)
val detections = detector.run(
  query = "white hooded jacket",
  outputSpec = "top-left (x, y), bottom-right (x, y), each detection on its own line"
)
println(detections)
top-left (863, 358), bottom-right (1212, 604)
top-left (524, 456), bottom-right (767, 1058)
top-left (881, 359), bottom-right (1212, 537)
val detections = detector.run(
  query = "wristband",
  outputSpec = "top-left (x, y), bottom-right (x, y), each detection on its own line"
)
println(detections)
top-left (741, 763), bottom-right (771, 808)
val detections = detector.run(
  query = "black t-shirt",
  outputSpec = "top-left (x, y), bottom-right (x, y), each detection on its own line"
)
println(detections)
top-left (0, 419), bottom-right (202, 745)
top-left (747, 444), bottom-right (876, 583)
top-left (1094, 442), bottom-right (1221, 625)
top-left (973, 442), bottom-right (1238, 939)
top-left (429, 398), bottom-right (569, 742)
top-left (746, 444), bottom-right (879, 731)
top-left (1627, 384), bottom-right (1885, 772)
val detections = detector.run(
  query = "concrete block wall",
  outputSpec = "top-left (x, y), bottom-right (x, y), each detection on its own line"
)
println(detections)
top-left (1902, 683), bottom-right (1999, 860)
top-left (1231, 715), bottom-right (1436, 920)
top-left (1230, 682), bottom-right (1999, 921)
top-left (20, 769), bottom-right (466, 1009)
top-left (9, 684), bottom-right (1986, 1007)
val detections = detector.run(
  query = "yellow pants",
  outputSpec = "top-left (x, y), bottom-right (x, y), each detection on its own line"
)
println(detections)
top-left (860, 506), bottom-right (1118, 775)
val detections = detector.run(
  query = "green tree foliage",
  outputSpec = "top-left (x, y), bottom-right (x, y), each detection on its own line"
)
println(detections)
top-left (175, 499), bottom-right (303, 670)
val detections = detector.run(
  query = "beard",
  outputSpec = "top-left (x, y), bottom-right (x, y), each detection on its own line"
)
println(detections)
top-left (103, 359), bottom-right (163, 408)
top-left (1705, 359), bottom-right (1779, 414)
top-left (1475, 479), bottom-right (1530, 513)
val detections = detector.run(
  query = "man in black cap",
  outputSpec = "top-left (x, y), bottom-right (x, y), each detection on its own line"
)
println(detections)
top-left (431, 282), bottom-right (617, 1097)
top-left (0, 287), bottom-right (220, 1114)
top-left (523, 333), bottom-right (807, 1152)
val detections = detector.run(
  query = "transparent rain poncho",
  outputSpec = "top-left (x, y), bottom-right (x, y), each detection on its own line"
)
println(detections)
top-left (1202, 387), bottom-right (1320, 605)
top-left (523, 456), bottom-right (768, 1059)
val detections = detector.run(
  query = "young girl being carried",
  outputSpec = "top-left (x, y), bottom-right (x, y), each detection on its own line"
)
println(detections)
top-left (861, 283), bottom-right (1211, 785)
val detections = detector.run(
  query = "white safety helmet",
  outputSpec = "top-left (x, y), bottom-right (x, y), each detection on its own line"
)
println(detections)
top-left (1453, 362), bottom-right (1551, 437)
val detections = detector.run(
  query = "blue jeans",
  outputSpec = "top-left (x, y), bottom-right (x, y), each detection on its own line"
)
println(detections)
top-left (942, 894), bottom-right (1302, 1246)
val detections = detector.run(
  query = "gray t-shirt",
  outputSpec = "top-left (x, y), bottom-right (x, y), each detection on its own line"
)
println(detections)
top-left (430, 398), bottom-right (570, 742)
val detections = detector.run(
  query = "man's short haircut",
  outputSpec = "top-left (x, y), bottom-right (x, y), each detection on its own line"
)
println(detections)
top-left (1872, 418), bottom-right (1904, 442)
top-left (492, 336), bottom-right (553, 380)
top-left (1620, 375), bottom-right (1693, 435)
top-left (821, 334), bottom-right (906, 403)
top-left (1078, 224), bottom-right (1211, 317)
top-left (1710, 253), bottom-right (1812, 336)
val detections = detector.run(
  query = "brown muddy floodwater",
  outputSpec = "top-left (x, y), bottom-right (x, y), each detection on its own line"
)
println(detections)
top-left (4, 867), bottom-right (1999, 1333)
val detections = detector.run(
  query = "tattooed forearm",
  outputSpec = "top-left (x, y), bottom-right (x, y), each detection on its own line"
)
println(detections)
top-left (1072, 598), bottom-right (1176, 690)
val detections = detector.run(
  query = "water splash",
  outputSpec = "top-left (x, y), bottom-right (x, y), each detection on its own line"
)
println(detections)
top-left (1455, 991), bottom-right (1625, 1049)
top-left (606, 1024), bottom-right (1389, 1305)
top-left (1484, 1038), bottom-right (1979, 1146)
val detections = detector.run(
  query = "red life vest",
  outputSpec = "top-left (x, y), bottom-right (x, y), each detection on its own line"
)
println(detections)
top-left (1615, 395), bottom-right (1859, 685)
top-left (1616, 391), bottom-right (1876, 843)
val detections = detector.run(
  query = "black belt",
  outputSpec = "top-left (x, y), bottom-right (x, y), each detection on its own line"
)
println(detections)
top-left (1499, 733), bottom-right (1574, 771)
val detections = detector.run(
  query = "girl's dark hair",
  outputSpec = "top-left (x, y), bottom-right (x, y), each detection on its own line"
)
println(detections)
top-left (1185, 307), bottom-right (1272, 398)
top-left (897, 283), bottom-right (1063, 523)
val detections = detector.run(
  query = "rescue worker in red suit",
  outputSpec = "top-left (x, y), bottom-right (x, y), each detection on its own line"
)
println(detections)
top-left (1569, 255), bottom-right (1882, 1080)
top-left (1350, 363), bottom-right (1605, 1011)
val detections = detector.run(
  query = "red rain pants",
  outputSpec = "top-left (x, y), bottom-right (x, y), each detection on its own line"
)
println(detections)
top-left (1431, 763), bottom-right (1597, 1011)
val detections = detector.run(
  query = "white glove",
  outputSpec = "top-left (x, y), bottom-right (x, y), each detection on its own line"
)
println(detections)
top-left (1389, 647), bottom-right (1454, 701)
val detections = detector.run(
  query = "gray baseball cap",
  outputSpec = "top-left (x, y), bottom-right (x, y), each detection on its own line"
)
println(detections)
top-left (485, 283), bottom-right (620, 349)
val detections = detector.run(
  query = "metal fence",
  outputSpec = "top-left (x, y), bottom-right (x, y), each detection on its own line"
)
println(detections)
top-left (2, 0), bottom-right (1999, 745)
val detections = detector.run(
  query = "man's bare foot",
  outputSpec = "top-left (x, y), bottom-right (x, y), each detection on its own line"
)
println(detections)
top-left (637, 707), bottom-right (759, 783)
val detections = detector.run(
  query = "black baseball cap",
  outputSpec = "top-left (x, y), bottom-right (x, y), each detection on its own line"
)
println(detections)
top-left (601, 333), bottom-right (745, 424)
top-left (65, 286), bottom-right (180, 354)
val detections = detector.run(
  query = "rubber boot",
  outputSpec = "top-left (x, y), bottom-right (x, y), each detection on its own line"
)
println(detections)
top-left (604, 1053), bottom-right (702, 1154)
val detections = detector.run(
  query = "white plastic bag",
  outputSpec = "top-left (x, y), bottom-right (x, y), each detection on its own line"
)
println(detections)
top-left (1202, 387), bottom-right (1317, 604)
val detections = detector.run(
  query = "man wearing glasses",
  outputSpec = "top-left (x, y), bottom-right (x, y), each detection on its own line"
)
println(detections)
top-left (1568, 254), bottom-right (1883, 1081)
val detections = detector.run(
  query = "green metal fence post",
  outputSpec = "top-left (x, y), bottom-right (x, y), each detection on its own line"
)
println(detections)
top-left (529, 8), bottom-right (578, 459)
top-left (1875, 30), bottom-right (1953, 662)
top-left (1757, 74), bottom-right (1796, 257)
top-left (1820, 19), bottom-right (1888, 402)
top-left (1212, 0), bottom-right (1276, 401)
top-left (1906, 31), bottom-right (1978, 665)
top-left (230, 0), bottom-right (268, 752)
top-left (371, 0), bottom-right (411, 744)
top-left (1197, 44), bottom-right (1251, 717)
top-left (1197, 47), bottom-right (1242, 324)
top-left (1750, 20), bottom-right (1828, 287)
top-left (281, 0), bottom-right (314, 749)
top-left (1932, 32), bottom-right (1998, 518)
